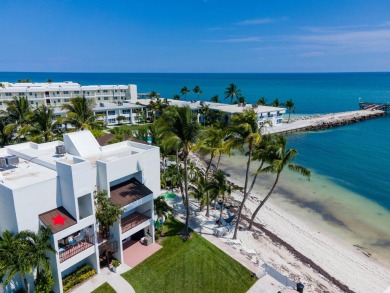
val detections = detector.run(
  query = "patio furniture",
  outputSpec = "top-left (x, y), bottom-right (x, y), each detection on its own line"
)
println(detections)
top-left (68, 236), bottom-right (77, 246)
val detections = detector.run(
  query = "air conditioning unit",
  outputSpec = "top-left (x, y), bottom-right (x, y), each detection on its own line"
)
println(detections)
top-left (55, 145), bottom-right (66, 156)
top-left (5, 155), bottom-right (19, 166)
top-left (0, 157), bottom-right (6, 168)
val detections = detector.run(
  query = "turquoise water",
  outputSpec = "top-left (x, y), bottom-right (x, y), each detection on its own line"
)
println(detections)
top-left (1, 72), bottom-right (389, 212)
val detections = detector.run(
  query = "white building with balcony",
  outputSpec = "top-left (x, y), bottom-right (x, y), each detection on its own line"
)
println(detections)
top-left (0, 130), bottom-right (160, 293)
top-left (0, 81), bottom-right (143, 126)
top-left (137, 99), bottom-right (286, 128)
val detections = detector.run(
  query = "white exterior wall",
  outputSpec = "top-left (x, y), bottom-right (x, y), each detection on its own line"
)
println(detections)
top-left (12, 178), bottom-right (59, 233)
top-left (0, 186), bottom-right (18, 233)
top-left (0, 131), bottom-right (160, 293)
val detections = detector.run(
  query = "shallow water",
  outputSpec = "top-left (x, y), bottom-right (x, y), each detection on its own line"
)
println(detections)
top-left (217, 151), bottom-right (390, 263)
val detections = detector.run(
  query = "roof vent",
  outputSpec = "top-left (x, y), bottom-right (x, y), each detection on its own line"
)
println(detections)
top-left (5, 155), bottom-right (19, 166)
top-left (55, 145), bottom-right (66, 156)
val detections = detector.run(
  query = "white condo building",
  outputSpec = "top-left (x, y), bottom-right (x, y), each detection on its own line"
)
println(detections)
top-left (0, 82), bottom-right (144, 125)
top-left (0, 130), bottom-right (160, 293)
top-left (0, 81), bottom-right (286, 128)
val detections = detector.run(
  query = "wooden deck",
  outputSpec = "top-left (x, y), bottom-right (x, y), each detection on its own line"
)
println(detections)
top-left (121, 212), bottom-right (150, 233)
top-left (109, 178), bottom-right (152, 207)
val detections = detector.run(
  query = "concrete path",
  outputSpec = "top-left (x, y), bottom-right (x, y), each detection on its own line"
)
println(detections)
top-left (71, 264), bottom-right (135, 293)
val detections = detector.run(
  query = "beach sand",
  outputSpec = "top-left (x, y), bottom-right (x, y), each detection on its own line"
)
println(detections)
top-left (189, 153), bottom-right (390, 293)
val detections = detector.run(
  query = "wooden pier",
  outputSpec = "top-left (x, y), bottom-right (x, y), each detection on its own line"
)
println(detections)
top-left (359, 102), bottom-right (390, 112)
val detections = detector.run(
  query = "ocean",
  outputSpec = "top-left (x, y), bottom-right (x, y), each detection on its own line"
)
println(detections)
top-left (1, 72), bottom-right (389, 259)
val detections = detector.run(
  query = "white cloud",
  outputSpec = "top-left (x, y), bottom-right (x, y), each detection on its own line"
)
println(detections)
top-left (236, 17), bottom-right (288, 26)
top-left (296, 29), bottom-right (390, 53)
top-left (205, 36), bottom-right (263, 43)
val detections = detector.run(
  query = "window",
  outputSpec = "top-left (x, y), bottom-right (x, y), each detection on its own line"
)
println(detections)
top-left (30, 101), bottom-right (34, 104)
top-left (29, 92), bottom-right (32, 96)
top-left (104, 97), bottom-right (108, 100)
top-left (103, 90), bottom-right (108, 93)
top-left (0, 102), bottom-right (2, 105)
top-left (65, 99), bottom-right (69, 102)
top-left (97, 90), bottom-right (100, 93)
top-left (74, 91), bottom-right (79, 94)
top-left (122, 109), bottom-right (130, 114)
top-left (113, 97), bottom-right (118, 100)
top-left (19, 92), bottom-right (24, 96)
top-left (57, 91), bottom-right (60, 94)
top-left (64, 91), bottom-right (69, 94)
top-left (108, 118), bottom-right (116, 124)
top-left (6, 93), bottom-right (12, 96)
top-left (277, 119), bottom-right (282, 124)
top-left (107, 110), bottom-right (115, 115)
top-left (58, 99), bottom-right (61, 102)
top-left (98, 97), bottom-right (101, 100)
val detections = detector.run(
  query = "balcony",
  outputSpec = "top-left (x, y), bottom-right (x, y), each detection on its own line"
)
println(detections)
top-left (58, 233), bottom-right (95, 263)
top-left (109, 178), bottom-right (153, 207)
top-left (121, 212), bottom-right (150, 234)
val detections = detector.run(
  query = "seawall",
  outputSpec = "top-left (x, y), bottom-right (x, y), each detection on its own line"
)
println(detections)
top-left (266, 110), bottom-right (385, 135)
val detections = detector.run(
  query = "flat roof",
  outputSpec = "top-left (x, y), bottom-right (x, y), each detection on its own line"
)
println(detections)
top-left (39, 206), bottom-right (77, 234)
top-left (0, 82), bottom-right (131, 93)
top-left (136, 99), bottom-right (285, 114)
top-left (0, 148), bottom-right (58, 189)
top-left (110, 178), bottom-right (152, 207)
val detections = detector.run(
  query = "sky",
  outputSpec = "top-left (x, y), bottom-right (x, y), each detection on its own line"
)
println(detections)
top-left (1, 0), bottom-right (390, 73)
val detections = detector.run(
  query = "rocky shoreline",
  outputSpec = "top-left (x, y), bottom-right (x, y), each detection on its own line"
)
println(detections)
top-left (267, 109), bottom-right (386, 135)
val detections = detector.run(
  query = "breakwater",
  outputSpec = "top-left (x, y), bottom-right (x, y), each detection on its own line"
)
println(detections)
top-left (266, 110), bottom-right (385, 135)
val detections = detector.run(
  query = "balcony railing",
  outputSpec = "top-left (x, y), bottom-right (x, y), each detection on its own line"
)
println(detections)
top-left (59, 234), bottom-right (95, 263)
top-left (121, 212), bottom-right (150, 234)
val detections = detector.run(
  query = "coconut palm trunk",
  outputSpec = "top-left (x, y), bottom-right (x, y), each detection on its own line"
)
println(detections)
top-left (204, 152), bottom-right (214, 217)
top-left (233, 147), bottom-right (252, 239)
top-left (248, 173), bottom-right (280, 230)
top-left (183, 156), bottom-right (190, 235)
top-left (176, 150), bottom-right (185, 205)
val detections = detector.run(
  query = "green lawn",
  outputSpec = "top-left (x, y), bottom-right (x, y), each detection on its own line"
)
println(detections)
top-left (91, 282), bottom-right (116, 293)
top-left (122, 216), bottom-right (256, 293)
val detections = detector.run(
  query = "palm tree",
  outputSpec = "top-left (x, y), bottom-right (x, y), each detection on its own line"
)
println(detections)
top-left (199, 102), bottom-right (210, 127)
top-left (225, 109), bottom-right (261, 239)
top-left (224, 83), bottom-right (241, 104)
top-left (180, 86), bottom-right (190, 101)
top-left (196, 127), bottom-right (228, 216)
top-left (284, 98), bottom-right (295, 123)
top-left (157, 106), bottom-right (200, 236)
top-left (31, 105), bottom-right (59, 143)
top-left (2, 96), bottom-right (33, 142)
top-left (154, 196), bottom-right (173, 220)
top-left (189, 170), bottom-right (209, 210)
top-left (248, 136), bottom-right (310, 230)
top-left (0, 117), bottom-right (13, 147)
top-left (0, 227), bottom-right (56, 293)
top-left (61, 96), bottom-right (103, 130)
top-left (256, 97), bottom-right (267, 106)
top-left (148, 91), bottom-right (158, 100)
top-left (208, 170), bottom-right (232, 226)
top-left (193, 85), bottom-right (203, 99)
top-left (210, 95), bottom-right (220, 103)
top-left (271, 98), bottom-right (280, 107)
top-left (173, 94), bottom-right (180, 100)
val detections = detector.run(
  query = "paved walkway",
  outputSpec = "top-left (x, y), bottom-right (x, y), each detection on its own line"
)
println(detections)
top-left (71, 265), bottom-right (135, 293)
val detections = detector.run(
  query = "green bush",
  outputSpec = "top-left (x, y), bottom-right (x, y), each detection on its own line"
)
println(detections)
top-left (62, 264), bottom-right (96, 292)
top-left (112, 259), bottom-right (120, 268)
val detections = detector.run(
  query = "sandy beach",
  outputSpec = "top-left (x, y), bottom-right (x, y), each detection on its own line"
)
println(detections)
top-left (186, 153), bottom-right (390, 293)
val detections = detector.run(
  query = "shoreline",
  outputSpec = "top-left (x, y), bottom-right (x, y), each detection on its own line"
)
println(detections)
top-left (189, 153), bottom-right (390, 292)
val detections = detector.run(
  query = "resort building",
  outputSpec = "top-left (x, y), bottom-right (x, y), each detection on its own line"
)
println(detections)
top-left (0, 82), bottom-right (143, 126)
top-left (0, 81), bottom-right (286, 127)
top-left (137, 99), bottom-right (286, 129)
top-left (0, 130), bottom-right (160, 293)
